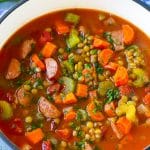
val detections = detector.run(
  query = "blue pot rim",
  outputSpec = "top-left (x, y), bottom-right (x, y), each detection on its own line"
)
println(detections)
top-left (0, 131), bottom-right (19, 150)
top-left (0, 0), bottom-right (29, 24)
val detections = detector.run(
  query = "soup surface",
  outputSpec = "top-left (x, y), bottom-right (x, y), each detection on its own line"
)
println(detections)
top-left (0, 9), bottom-right (150, 150)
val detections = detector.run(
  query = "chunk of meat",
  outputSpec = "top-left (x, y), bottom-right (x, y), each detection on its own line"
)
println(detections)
top-left (111, 122), bottom-right (123, 139)
top-left (85, 143), bottom-right (93, 150)
top-left (15, 87), bottom-right (32, 106)
top-left (45, 58), bottom-right (58, 79)
top-left (39, 31), bottom-right (52, 46)
top-left (5, 58), bottom-right (21, 80)
top-left (38, 96), bottom-right (61, 118)
top-left (47, 83), bottom-right (61, 94)
top-left (111, 30), bottom-right (124, 51)
top-left (20, 39), bottom-right (36, 59)
top-left (103, 17), bottom-right (116, 26)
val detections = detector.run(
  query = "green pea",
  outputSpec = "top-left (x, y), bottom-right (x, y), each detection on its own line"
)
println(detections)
top-left (58, 48), bottom-right (64, 54)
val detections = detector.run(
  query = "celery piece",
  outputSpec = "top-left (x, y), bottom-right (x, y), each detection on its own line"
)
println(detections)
top-left (132, 68), bottom-right (149, 88)
top-left (0, 100), bottom-right (13, 120)
top-left (63, 60), bottom-right (74, 73)
top-left (65, 13), bottom-right (80, 24)
top-left (98, 80), bottom-right (114, 96)
top-left (67, 29), bottom-right (80, 49)
top-left (59, 76), bottom-right (76, 94)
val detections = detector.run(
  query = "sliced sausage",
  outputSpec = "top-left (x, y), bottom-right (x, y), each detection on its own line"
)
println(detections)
top-left (47, 83), bottom-right (61, 94)
top-left (20, 39), bottom-right (36, 59)
top-left (45, 58), bottom-right (58, 79)
top-left (6, 58), bottom-right (21, 80)
top-left (15, 87), bottom-right (32, 106)
top-left (111, 30), bottom-right (124, 51)
top-left (38, 96), bottom-right (61, 118)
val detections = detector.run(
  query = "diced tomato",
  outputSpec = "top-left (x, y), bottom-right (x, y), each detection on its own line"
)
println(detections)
top-left (39, 31), bottom-right (52, 45)
top-left (9, 118), bottom-right (24, 135)
top-left (119, 85), bottom-right (133, 96)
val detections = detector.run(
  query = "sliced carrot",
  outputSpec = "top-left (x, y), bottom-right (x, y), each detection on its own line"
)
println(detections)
top-left (122, 24), bottom-right (134, 45)
top-left (143, 93), bottom-right (150, 105)
top-left (76, 83), bottom-right (88, 97)
top-left (41, 42), bottom-right (57, 58)
top-left (116, 116), bottom-right (132, 135)
top-left (64, 111), bottom-right (76, 121)
top-left (54, 94), bottom-right (62, 104)
top-left (55, 128), bottom-right (71, 140)
top-left (104, 62), bottom-right (118, 71)
top-left (25, 128), bottom-right (44, 144)
top-left (104, 102), bottom-right (116, 117)
top-left (63, 92), bottom-right (77, 104)
top-left (55, 21), bottom-right (70, 35)
top-left (98, 49), bottom-right (113, 66)
top-left (87, 102), bottom-right (105, 121)
top-left (93, 37), bottom-right (110, 49)
top-left (31, 54), bottom-right (45, 70)
top-left (114, 66), bottom-right (128, 86)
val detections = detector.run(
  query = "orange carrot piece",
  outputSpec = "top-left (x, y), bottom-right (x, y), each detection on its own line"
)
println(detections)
top-left (31, 54), bottom-right (45, 70)
top-left (64, 111), bottom-right (76, 121)
top-left (76, 83), bottom-right (88, 97)
top-left (116, 117), bottom-right (132, 135)
top-left (114, 66), bottom-right (128, 86)
top-left (55, 128), bottom-right (71, 140)
top-left (55, 21), bottom-right (70, 35)
top-left (63, 92), bottom-right (77, 104)
top-left (143, 93), bottom-right (150, 105)
top-left (25, 128), bottom-right (44, 144)
top-left (104, 102), bottom-right (116, 117)
top-left (41, 42), bottom-right (57, 58)
top-left (122, 24), bottom-right (134, 45)
top-left (87, 102), bottom-right (105, 121)
top-left (54, 94), bottom-right (62, 104)
top-left (104, 62), bottom-right (118, 71)
top-left (98, 49), bottom-right (113, 66)
top-left (93, 37), bottom-right (110, 49)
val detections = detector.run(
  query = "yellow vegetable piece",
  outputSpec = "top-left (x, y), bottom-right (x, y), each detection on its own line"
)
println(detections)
top-left (116, 96), bottom-right (137, 122)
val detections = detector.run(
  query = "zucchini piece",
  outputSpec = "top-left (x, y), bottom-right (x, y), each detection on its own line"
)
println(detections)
top-left (65, 13), bottom-right (80, 25)
top-left (63, 60), bottom-right (74, 73)
top-left (0, 100), bottom-right (13, 120)
top-left (59, 76), bottom-right (76, 94)
top-left (67, 29), bottom-right (80, 49)
top-left (132, 68), bottom-right (149, 87)
top-left (98, 80), bottom-right (114, 96)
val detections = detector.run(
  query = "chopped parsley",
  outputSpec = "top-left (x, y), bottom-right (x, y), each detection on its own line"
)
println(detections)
top-left (94, 62), bottom-right (104, 74)
top-left (104, 88), bottom-right (120, 104)
top-left (75, 141), bottom-right (85, 150)
top-left (93, 101), bottom-right (103, 113)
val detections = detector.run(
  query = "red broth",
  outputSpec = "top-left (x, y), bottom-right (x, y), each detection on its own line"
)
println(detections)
top-left (0, 9), bottom-right (150, 150)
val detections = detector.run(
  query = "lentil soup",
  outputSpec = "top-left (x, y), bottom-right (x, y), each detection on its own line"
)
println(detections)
top-left (0, 9), bottom-right (150, 150)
